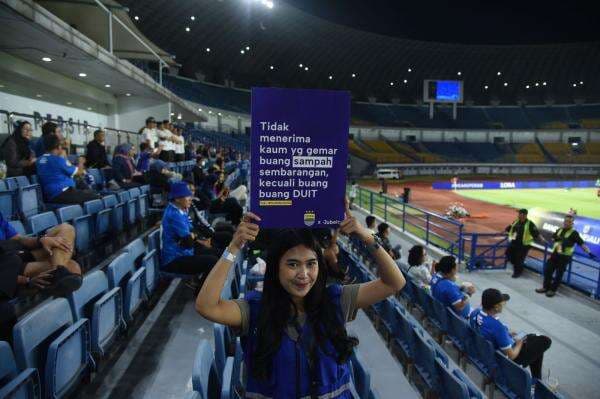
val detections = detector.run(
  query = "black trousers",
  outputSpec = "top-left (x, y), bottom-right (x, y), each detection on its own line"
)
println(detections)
top-left (50, 188), bottom-right (101, 204)
top-left (162, 253), bottom-right (218, 288)
top-left (514, 334), bottom-right (552, 379)
top-left (507, 242), bottom-right (530, 273)
top-left (543, 254), bottom-right (571, 291)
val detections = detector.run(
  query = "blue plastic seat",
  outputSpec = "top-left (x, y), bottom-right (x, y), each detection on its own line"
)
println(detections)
top-left (128, 187), bottom-right (147, 220)
top-left (494, 350), bottom-right (532, 399)
top-left (102, 195), bottom-right (125, 232)
top-left (412, 326), bottom-right (443, 395)
top-left (29, 175), bottom-right (38, 185)
top-left (466, 328), bottom-right (497, 394)
top-left (428, 294), bottom-right (449, 335)
top-left (350, 349), bottom-right (372, 399)
top-left (18, 184), bottom-right (44, 219)
top-left (14, 176), bottom-right (31, 188)
top-left (147, 228), bottom-right (161, 252)
top-left (106, 253), bottom-right (146, 324)
top-left (0, 341), bottom-right (40, 399)
top-left (67, 270), bottom-right (121, 357)
top-left (220, 357), bottom-right (235, 399)
top-left (434, 357), bottom-right (472, 399)
top-left (9, 220), bottom-right (27, 236)
top-left (83, 199), bottom-right (111, 238)
top-left (117, 191), bottom-right (136, 225)
top-left (12, 298), bottom-right (90, 399)
top-left (141, 249), bottom-right (159, 295)
top-left (453, 368), bottom-right (485, 399)
top-left (534, 379), bottom-right (564, 399)
top-left (184, 392), bottom-right (202, 399)
top-left (192, 340), bottom-right (219, 399)
top-left (213, 324), bottom-right (228, 385)
top-left (412, 282), bottom-right (431, 317)
top-left (86, 169), bottom-right (105, 192)
top-left (392, 304), bottom-right (416, 365)
top-left (27, 211), bottom-right (58, 236)
top-left (55, 205), bottom-right (92, 253)
top-left (446, 307), bottom-right (470, 363)
top-left (0, 184), bottom-right (17, 220)
top-left (124, 238), bottom-right (146, 265)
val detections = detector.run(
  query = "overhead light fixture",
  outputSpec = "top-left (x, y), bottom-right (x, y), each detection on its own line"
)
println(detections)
top-left (198, 108), bottom-right (203, 112)
top-left (580, 81), bottom-right (584, 85)
top-left (457, 71), bottom-right (462, 76)
top-left (408, 68), bottom-right (412, 72)
top-left (87, 107), bottom-right (92, 111)
top-left (497, 71), bottom-right (502, 76)
top-left (262, 0), bottom-right (274, 9)
top-left (484, 85), bottom-right (489, 90)
top-left (185, 27), bottom-right (190, 32)
top-left (190, 16), bottom-right (195, 21)
top-left (245, 46), bottom-right (250, 51)
top-left (542, 82), bottom-right (547, 86)
top-left (304, 67), bottom-right (309, 71)
top-left (525, 85), bottom-right (530, 89)
top-left (328, 75), bottom-right (333, 80)
top-left (240, 50), bottom-right (245, 54)
top-left (352, 73), bottom-right (356, 78)
top-left (572, 83), bottom-right (577, 87)
top-left (299, 63), bottom-right (303, 68)
top-left (177, 114), bottom-right (182, 120)
top-left (105, 84), bottom-right (111, 88)
top-left (78, 72), bottom-right (87, 77)
top-left (42, 57), bottom-right (52, 62)
top-left (503, 82), bottom-right (508, 87)
top-left (208, 110), bottom-right (213, 114)
top-left (206, 48), bottom-right (211, 53)
top-left (403, 79), bottom-right (408, 84)
top-left (269, 65), bottom-right (274, 70)
top-left (390, 82), bottom-right (395, 86)
top-left (218, 112), bottom-right (222, 116)
top-left (535, 82), bottom-right (539, 87)
top-left (36, 94), bottom-right (43, 98)
top-left (125, 93), bottom-right (131, 96)
top-left (134, 16), bottom-right (139, 21)
top-left (170, 112), bottom-right (175, 116)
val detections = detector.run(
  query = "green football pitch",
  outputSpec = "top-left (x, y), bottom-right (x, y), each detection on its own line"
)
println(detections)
top-left (456, 188), bottom-right (600, 219)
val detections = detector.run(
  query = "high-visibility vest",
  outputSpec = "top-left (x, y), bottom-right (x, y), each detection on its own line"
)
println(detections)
top-left (509, 219), bottom-right (534, 246)
top-left (552, 228), bottom-right (576, 256)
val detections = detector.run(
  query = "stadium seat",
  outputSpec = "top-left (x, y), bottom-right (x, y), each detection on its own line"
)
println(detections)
top-left (452, 368), bottom-right (485, 399)
top-left (373, 297), bottom-right (397, 342)
top-left (27, 211), bottom-right (58, 236)
top-left (213, 323), bottom-right (234, 386)
top-left (184, 392), bottom-right (202, 399)
top-left (128, 187), bottom-right (148, 220)
top-left (219, 357), bottom-right (235, 399)
top-left (412, 326), bottom-right (446, 395)
top-left (413, 284), bottom-right (431, 320)
top-left (446, 308), bottom-right (470, 366)
top-left (67, 270), bottom-right (121, 357)
top-left (5, 178), bottom-right (18, 191)
top-left (350, 349), bottom-right (372, 399)
top-left (466, 328), bottom-right (497, 395)
top-left (8, 220), bottom-right (27, 236)
top-left (0, 341), bottom-right (40, 399)
top-left (12, 298), bottom-right (90, 398)
top-left (86, 169), bottom-right (106, 192)
top-left (102, 195), bottom-right (125, 232)
top-left (0, 183), bottom-right (17, 220)
top-left (56, 205), bottom-right (92, 253)
top-left (192, 340), bottom-right (218, 399)
top-left (83, 199), bottom-right (111, 238)
top-left (106, 252), bottom-right (146, 324)
top-left (391, 304), bottom-right (416, 369)
top-left (117, 191), bottom-right (137, 225)
top-left (124, 238), bottom-right (146, 267)
top-left (18, 184), bottom-right (44, 219)
top-left (147, 228), bottom-right (161, 252)
top-left (534, 379), bottom-right (564, 399)
top-left (434, 357), bottom-right (471, 399)
top-left (14, 176), bottom-right (31, 188)
top-left (494, 350), bottom-right (532, 399)
top-left (141, 249), bottom-right (159, 296)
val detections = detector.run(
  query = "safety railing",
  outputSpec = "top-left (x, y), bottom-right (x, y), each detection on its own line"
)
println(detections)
top-left (465, 233), bottom-right (509, 271)
top-left (352, 186), bottom-right (465, 261)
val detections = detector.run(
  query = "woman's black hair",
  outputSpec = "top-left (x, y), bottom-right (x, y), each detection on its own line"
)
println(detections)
top-left (2, 120), bottom-right (32, 158)
top-left (407, 245), bottom-right (425, 267)
top-left (252, 229), bottom-right (358, 380)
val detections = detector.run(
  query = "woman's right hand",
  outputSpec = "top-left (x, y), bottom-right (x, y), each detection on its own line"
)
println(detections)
top-left (229, 212), bottom-right (261, 253)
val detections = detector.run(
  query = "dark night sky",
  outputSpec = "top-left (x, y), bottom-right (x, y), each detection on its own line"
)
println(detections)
top-left (283, 0), bottom-right (599, 45)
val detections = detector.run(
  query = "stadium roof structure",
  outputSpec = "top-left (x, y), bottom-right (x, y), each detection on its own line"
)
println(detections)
top-left (120, 0), bottom-right (600, 105)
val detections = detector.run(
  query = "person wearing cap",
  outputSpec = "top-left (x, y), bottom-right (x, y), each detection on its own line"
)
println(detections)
top-left (536, 214), bottom-right (596, 297)
top-left (160, 182), bottom-right (219, 284)
top-left (470, 288), bottom-right (552, 379)
top-left (430, 255), bottom-right (475, 319)
top-left (504, 209), bottom-right (542, 278)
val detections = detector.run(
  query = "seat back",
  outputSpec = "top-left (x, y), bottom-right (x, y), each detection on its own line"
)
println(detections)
top-left (534, 379), bottom-right (564, 399)
top-left (68, 270), bottom-right (109, 321)
top-left (124, 238), bottom-right (146, 266)
top-left (0, 185), bottom-right (16, 220)
top-left (446, 307), bottom-right (469, 352)
top-left (18, 185), bottom-right (43, 219)
top-left (412, 326), bottom-right (440, 391)
top-left (430, 295), bottom-right (448, 332)
top-left (12, 299), bottom-right (73, 371)
top-left (0, 341), bottom-right (18, 385)
top-left (434, 357), bottom-right (470, 399)
top-left (470, 330), bottom-right (498, 377)
top-left (147, 228), bottom-right (161, 252)
top-left (495, 350), bottom-right (532, 399)
top-left (27, 211), bottom-right (58, 236)
top-left (56, 205), bottom-right (84, 223)
top-left (83, 199), bottom-right (103, 215)
top-left (142, 250), bottom-right (159, 294)
top-left (128, 188), bottom-right (140, 199)
top-left (453, 368), bottom-right (485, 399)
top-left (394, 305), bottom-right (416, 357)
top-left (87, 169), bottom-right (104, 190)
top-left (414, 285), bottom-right (431, 316)
top-left (9, 220), bottom-right (27, 236)
top-left (192, 340), bottom-right (218, 399)
top-left (213, 324), bottom-right (227, 383)
top-left (106, 253), bottom-right (134, 289)
top-left (14, 176), bottom-right (30, 188)
top-left (0, 341), bottom-right (40, 399)
top-left (102, 195), bottom-right (118, 208)
top-left (5, 177), bottom-right (18, 191)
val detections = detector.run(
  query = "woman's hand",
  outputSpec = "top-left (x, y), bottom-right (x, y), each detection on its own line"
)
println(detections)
top-left (229, 212), bottom-right (261, 253)
top-left (339, 198), bottom-right (371, 242)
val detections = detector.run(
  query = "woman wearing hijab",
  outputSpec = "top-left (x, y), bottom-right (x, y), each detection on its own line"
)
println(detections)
top-left (1, 121), bottom-right (36, 177)
top-left (112, 143), bottom-right (145, 188)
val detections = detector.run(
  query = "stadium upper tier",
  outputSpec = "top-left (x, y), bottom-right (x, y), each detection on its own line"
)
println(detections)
top-left (161, 74), bottom-right (600, 130)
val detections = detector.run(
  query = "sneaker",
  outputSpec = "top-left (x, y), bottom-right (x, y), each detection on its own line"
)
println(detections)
top-left (44, 266), bottom-right (83, 297)
top-left (535, 288), bottom-right (547, 294)
top-left (546, 290), bottom-right (556, 297)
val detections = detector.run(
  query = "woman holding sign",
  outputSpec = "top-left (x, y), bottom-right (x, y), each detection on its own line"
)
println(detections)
top-left (196, 203), bottom-right (405, 398)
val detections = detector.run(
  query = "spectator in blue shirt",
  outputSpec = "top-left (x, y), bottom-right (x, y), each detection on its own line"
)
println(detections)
top-left (33, 122), bottom-right (63, 158)
top-left (470, 288), bottom-right (552, 379)
top-left (136, 142), bottom-right (152, 173)
top-left (430, 256), bottom-right (475, 318)
top-left (160, 182), bottom-right (218, 288)
top-left (37, 135), bottom-right (101, 204)
top-left (0, 210), bottom-right (82, 297)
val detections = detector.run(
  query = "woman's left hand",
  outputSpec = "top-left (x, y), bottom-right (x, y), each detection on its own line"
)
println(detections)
top-left (339, 198), bottom-right (371, 241)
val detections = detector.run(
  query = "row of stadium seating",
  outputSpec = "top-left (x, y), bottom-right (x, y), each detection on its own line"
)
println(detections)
top-left (342, 237), bottom-right (562, 399)
top-left (157, 74), bottom-right (600, 130)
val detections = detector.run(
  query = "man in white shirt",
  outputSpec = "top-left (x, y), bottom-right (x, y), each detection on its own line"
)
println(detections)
top-left (174, 126), bottom-right (185, 162)
top-left (157, 120), bottom-right (174, 162)
top-left (141, 117), bottom-right (161, 156)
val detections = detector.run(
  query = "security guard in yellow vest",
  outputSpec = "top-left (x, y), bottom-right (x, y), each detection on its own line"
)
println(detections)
top-left (504, 209), bottom-right (541, 278)
top-left (536, 214), bottom-right (595, 297)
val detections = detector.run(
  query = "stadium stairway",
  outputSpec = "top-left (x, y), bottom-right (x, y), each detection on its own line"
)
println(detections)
top-left (350, 205), bottom-right (600, 399)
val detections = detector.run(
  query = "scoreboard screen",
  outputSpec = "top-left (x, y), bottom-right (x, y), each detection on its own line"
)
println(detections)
top-left (423, 80), bottom-right (463, 103)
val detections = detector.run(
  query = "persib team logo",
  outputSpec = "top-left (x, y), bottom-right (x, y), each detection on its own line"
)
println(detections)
top-left (583, 225), bottom-right (591, 234)
top-left (304, 211), bottom-right (316, 227)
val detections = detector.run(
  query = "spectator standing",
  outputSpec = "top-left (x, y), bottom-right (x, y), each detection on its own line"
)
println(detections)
top-left (535, 215), bottom-right (595, 297)
top-left (431, 256), bottom-right (475, 318)
top-left (470, 288), bottom-right (552, 379)
top-left (505, 209), bottom-right (543, 278)
top-left (174, 127), bottom-right (186, 162)
top-left (37, 135), bottom-right (100, 204)
top-left (33, 122), bottom-right (63, 157)
top-left (142, 117), bottom-right (160, 156)
top-left (86, 129), bottom-right (111, 169)
top-left (1, 121), bottom-right (36, 177)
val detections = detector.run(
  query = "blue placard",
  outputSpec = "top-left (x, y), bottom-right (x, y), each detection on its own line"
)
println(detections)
top-left (432, 180), bottom-right (597, 190)
top-left (250, 87), bottom-right (350, 228)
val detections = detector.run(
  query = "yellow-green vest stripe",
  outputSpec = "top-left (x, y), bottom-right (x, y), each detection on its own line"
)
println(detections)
top-left (552, 228), bottom-right (575, 256)
top-left (509, 219), bottom-right (534, 246)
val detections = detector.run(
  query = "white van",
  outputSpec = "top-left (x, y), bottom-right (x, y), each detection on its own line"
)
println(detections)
top-left (376, 168), bottom-right (400, 180)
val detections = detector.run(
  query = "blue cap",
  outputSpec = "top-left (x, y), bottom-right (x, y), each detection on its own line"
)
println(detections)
top-left (169, 181), bottom-right (192, 200)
